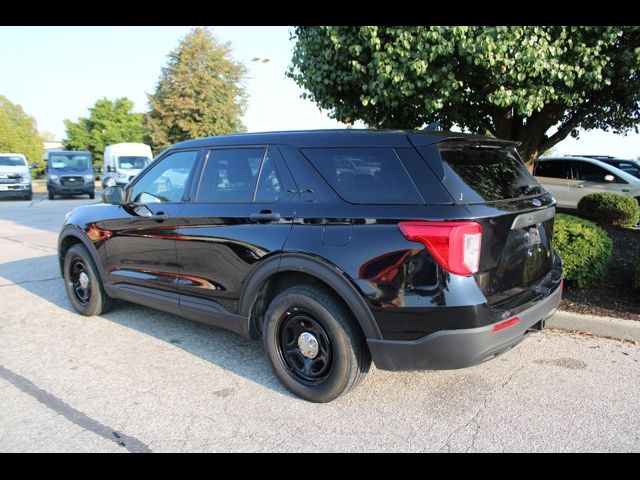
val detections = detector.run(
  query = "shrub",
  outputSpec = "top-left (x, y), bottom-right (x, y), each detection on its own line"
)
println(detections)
top-left (554, 214), bottom-right (613, 288)
top-left (577, 192), bottom-right (640, 227)
top-left (635, 253), bottom-right (640, 290)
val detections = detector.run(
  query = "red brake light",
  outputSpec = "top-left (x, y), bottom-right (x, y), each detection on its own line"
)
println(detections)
top-left (492, 317), bottom-right (520, 332)
top-left (398, 221), bottom-right (482, 276)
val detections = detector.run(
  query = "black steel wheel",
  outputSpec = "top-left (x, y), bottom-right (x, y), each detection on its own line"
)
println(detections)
top-left (63, 244), bottom-right (113, 316)
top-left (70, 258), bottom-right (92, 305)
top-left (278, 309), bottom-right (333, 385)
top-left (263, 284), bottom-right (370, 402)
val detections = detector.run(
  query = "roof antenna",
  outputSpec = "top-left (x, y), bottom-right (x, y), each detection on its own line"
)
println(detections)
top-left (424, 121), bottom-right (440, 131)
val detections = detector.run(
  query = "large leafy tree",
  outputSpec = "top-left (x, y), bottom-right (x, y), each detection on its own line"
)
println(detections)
top-left (145, 27), bottom-right (247, 152)
top-left (288, 26), bottom-right (640, 164)
top-left (64, 97), bottom-right (144, 165)
top-left (0, 95), bottom-right (43, 167)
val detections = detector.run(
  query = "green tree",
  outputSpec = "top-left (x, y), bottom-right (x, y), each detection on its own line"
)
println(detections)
top-left (0, 95), bottom-right (43, 167)
top-left (288, 26), bottom-right (640, 165)
top-left (63, 97), bottom-right (144, 166)
top-left (145, 27), bottom-right (247, 152)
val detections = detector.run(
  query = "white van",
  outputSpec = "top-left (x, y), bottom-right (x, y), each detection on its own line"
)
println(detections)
top-left (0, 153), bottom-right (33, 201)
top-left (102, 143), bottom-right (153, 188)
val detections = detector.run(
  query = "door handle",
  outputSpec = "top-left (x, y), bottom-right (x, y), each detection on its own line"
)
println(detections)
top-left (250, 211), bottom-right (281, 223)
top-left (148, 213), bottom-right (169, 222)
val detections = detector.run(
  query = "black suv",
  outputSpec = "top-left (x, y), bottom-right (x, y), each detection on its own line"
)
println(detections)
top-left (58, 130), bottom-right (563, 402)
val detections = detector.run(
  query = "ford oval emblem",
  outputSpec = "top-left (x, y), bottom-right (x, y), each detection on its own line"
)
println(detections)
top-left (532, 198), bottom-right (542, 207)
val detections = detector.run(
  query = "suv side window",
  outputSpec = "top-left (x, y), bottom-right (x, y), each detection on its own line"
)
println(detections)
top-left (196, 147), bottom-right (283, 203)
top-left (129, 150), bottom-right (198, 203)
top-left (301, 148), bottom-right (423, 205)
top-left (534, 160), bottom-right (570, 179)
top-left (576, 161), bottom-right (624, 184)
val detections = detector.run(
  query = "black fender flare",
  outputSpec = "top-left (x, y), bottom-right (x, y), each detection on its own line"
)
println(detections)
top-left (239, 252), bottom-right (382, 340)
top-left (58, 226), bottom-right (114, 297)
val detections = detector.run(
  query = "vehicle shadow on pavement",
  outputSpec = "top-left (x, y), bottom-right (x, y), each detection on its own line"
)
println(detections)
top-left (0, 254), bottom-right (291, 398)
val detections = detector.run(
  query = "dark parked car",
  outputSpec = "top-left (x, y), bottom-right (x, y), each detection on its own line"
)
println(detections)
top-left (46, 150), bottom-right (95, 200)
top-left (58, 130), bottom-right (563, 402)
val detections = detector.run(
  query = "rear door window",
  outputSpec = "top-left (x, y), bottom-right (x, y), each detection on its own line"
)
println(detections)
top-left (436, 144), bottom-right (542, 204)
top-left (301, 148), bottom-right (424, 204)
top-left (534, 160), bottom-right (570, 179)
top-left (196, 148), bottom-right (265, 203)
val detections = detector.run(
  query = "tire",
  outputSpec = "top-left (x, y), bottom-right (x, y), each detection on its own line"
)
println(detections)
top-left (48, 191), bottom-right (54, 200)
top-left (89, 192), bottom-right (95, 200)
top-left (263, 284), bottom-right (370, 402)
top-left (25, 194), bottom-right (32, 201)
top-left (63, 244), bottom-right (112, 316)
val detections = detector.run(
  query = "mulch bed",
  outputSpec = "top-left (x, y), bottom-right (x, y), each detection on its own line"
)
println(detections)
top-left (560, 224), bottom-right (640, 320)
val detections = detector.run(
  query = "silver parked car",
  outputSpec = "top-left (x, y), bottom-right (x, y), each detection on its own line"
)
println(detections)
top-left (533, 156), bottom-right (640, 209)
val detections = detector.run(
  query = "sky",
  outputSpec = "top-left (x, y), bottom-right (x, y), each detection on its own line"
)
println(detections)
top-left (0, 26), bottom-right (638, 159)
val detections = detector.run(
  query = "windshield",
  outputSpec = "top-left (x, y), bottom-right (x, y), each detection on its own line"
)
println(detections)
top-left (117, 156), bottom-right (151, 170)
top-left (0, 156), bottom-right (27, 167)
top-left (49, 153), bottom-right (91, 170)
top-left (437, 143), bottom-right (543, 204)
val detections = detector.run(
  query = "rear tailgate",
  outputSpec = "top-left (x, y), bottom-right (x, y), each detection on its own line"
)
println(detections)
top-left (412, 137), bottom-right (562, 307)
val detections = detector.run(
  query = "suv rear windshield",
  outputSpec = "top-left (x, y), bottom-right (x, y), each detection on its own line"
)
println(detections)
top-left (301, 148), bottom-right (423, 204)
top-left (437, 143), bottom-right (542, 204)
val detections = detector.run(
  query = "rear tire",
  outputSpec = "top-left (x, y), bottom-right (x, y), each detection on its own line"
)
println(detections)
top-left (263, 284), bottom-right (370, 402)
top-left (63, 244), bottom-right (112, 316)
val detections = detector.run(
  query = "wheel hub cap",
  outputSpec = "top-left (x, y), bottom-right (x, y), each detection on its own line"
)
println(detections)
top-left (79, 272), bottom-right (90, 289)
top-left (298, 332), bottom-right (319, 359)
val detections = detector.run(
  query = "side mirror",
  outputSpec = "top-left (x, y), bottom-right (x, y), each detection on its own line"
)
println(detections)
top-left (604, 174), bottom-right (615, 183)
top-left (104, 176), bottom-right (117, 188)
top-left (102, 185), bottom-right (125, 205)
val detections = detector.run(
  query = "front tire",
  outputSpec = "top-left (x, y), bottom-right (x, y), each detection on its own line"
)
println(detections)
top-left (48, 191), bottom-right (54, 200)
top-left (63, 244), bottom-right (112, 316)
top-left (263, 284), bottom-right (370, 402)
top-left (89, 192), bottom-right (95, 200)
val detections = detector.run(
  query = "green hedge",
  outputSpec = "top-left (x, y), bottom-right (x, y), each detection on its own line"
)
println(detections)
top-left (554, 214), bottom-right (613, 289)
top-left (577, 192), bottom-right (640, 227)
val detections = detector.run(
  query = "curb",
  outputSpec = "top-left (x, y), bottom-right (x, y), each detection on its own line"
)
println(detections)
top-left (547, 310), bottom-right (640, 342)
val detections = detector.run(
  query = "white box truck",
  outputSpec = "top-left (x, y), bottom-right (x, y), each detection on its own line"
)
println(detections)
top-left (102, 143), bottom-right (153, 189)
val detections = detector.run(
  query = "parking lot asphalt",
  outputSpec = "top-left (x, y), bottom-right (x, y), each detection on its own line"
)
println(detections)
top-left (0, 194), bottom-right (639, 452)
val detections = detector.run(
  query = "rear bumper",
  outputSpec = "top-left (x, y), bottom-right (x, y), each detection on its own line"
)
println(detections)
top-left (367, 283), bottom-right (562, 371)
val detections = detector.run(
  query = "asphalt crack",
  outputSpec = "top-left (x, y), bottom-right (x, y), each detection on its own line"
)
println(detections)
top-left (0, 364), bottom-right (152, 453)
top-left (441, 364), bottom-right (527, 453)
top-left (0, 277), bottom-right (60, 287)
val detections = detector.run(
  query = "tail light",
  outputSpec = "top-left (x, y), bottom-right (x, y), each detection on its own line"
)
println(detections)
top-left (398, 221), bottom-right (482, 276)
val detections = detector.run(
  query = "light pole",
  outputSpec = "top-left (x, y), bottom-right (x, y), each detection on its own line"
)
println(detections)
top-left (251, 57), bottom-right (270, 131)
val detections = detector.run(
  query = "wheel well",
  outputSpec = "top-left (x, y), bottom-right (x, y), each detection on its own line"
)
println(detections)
top-left (249, 271), bottom-right (366, 342)
top-left (59, 235), bottom-right (83, 273)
